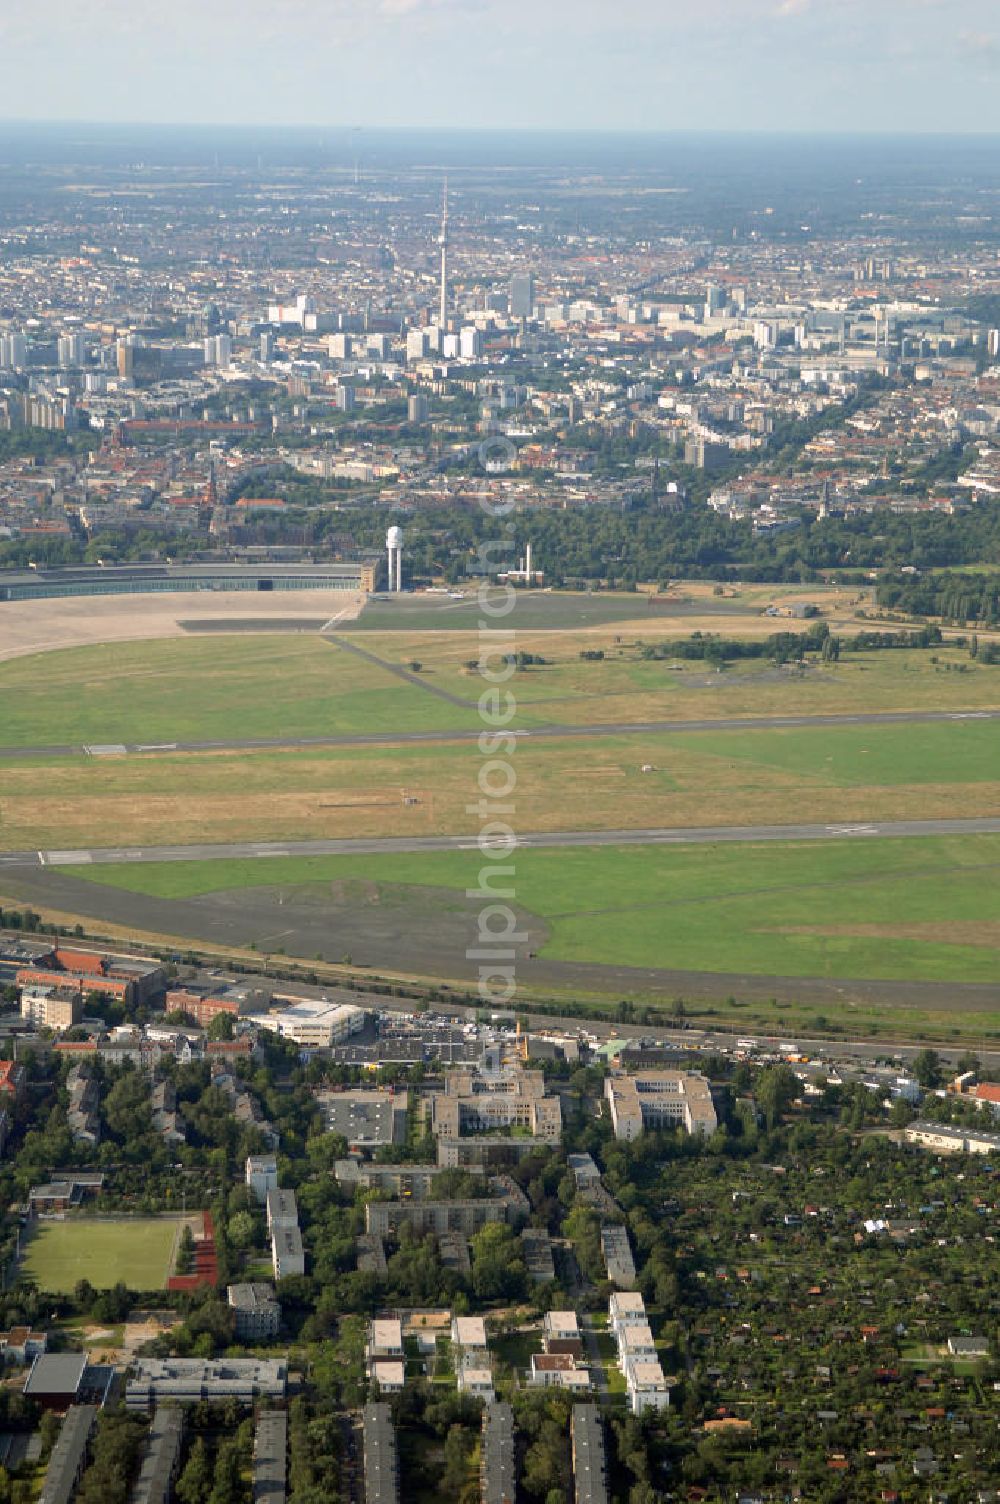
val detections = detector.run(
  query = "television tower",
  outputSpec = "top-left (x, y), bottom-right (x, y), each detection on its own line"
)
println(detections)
top-left (438, 178), bottom-right (449, 329)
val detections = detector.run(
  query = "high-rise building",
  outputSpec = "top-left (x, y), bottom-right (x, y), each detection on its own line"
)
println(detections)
top-left (116, 338), bottom-right (135, 381)
top-left (703, 284), bottom-right (725, 320)
top-left (459, 327), bottom-right (483, 361)
top-left (406, 328), bottom-right (430, 363)
top-left (204, 334), bottom-right (232, 368)
top-left (0, 333), bottom-right (27, 369)
top-left (510, 272), bottom-right (534, 320)
top-left (260, 331), bottom-right (275, 364)
top-left (438, 180), bottom-right (449, 329)
top-left (407, 394), bottom-right (429, 424)
top-left (57, 333), bottom-right (85, 368)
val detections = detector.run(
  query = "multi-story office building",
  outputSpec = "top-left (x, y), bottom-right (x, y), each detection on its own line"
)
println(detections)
top-left (605, 1070), bottom-right (717, 1140)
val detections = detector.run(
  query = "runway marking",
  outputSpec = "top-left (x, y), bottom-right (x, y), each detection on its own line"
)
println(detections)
top-left (44, 850), bottom-right (94, 865)
top-left (136, 743), bottom-right (178, 752)
top-left (84, 744), bottom-right (127, 757)
top-left (825, 824), bottom-right (879, 836)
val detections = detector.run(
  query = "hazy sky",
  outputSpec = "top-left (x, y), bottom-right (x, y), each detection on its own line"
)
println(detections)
top-left (2, 0), bottom-right (1000, 134)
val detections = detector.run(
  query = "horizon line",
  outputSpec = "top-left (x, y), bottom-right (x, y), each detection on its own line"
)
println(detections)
top-left (1, 118), bottom-right (1000, 142)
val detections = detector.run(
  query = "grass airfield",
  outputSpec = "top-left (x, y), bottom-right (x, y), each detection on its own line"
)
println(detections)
top-left (3, 585), bottom-right (1000, 1014)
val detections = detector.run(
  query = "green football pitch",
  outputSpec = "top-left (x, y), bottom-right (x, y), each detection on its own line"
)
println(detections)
top-left (21, 1216), bottom-right (184, 1294)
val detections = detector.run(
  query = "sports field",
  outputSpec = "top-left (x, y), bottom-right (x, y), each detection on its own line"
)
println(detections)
top-left (62, 833), bottom-right (1000, 987)
top-left (21, 1216), bottom-right (184, 1294)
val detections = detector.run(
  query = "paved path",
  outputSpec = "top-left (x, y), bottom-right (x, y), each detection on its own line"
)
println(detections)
top-left (320, 631), bottom-right (478, 707)
top-left (581, 1314), bottom-right (611, 1400)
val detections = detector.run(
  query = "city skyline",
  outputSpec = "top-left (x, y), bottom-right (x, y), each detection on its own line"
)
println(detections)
top-left (1, 0), bottom-right (999, 135)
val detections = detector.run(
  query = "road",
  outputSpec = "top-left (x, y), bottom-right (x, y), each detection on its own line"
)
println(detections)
top-left (1, 705), bottom-right (998, 762)
top-left (2, 814), bottom-right (1000, 869)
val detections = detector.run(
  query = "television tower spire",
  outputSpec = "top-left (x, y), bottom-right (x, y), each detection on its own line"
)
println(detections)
top-left (438, 177), bottom-right (449, 330)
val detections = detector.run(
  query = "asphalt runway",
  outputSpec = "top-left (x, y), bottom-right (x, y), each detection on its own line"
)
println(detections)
top-left (2, 814), bottom-right (1000, 870)
top-left (0, 705), bottom-right (997, 762)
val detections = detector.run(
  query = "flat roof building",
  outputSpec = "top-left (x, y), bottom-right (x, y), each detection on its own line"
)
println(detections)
top-left (25, 1353), bottom-right (88, 1410)
top-left (572, 1405), bottom-right (609, 1504)
top-left (253, 1411), bottom-right (287, 1504)
top-left (39, 1405), bottom-right (97, 1504)
top-left (125, 1359), bottom-right (287, 1409)
top-left (431, 1066), bottom-right (561, 1143)
top-left (20, 987), bottom-right (83, 1033)
top-left (521, 1227), bottom-right (556, 1283)
top-left (481, 1402), bottom-right (515, 1504)
top-left (600, 1224), bottom-right (637, 1289)
top-left (626, 1360), bottom-right (671, 1415)
top-left (437, 1135), bottom-right (549, 1168)
top-left (529, 1354), bottom-right (590, 1391)
top-left (367, 1319), bottom-right (404, 1364)
top-left (0, 562), bottom-right (373, 603)
top-left (131, 1406), bottom-right (184, 1504)
top-left (270, 1224), bottom-right (304, 1281)
top-left (228, 1283), bottom-right (281, 1341)
top-left (363, 1403), bottom-right (399, 1504)
top-left (246, 1155), bottom-right (279, 1205)
top-left (252, 999), bottom-right (365, 1048)
top-left (320, 1090), bottom-right (407, 1148)
top-left (605, 1070), bottom-right (717, 1140)
top-left (265, 1189), bottom-right (298, 1233)
top-left (905, 1120), bottom-right (1000, 1154)
top-left (365, 1198), bottom-right (508, 1239)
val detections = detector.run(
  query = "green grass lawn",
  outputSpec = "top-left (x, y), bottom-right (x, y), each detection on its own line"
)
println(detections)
top-left (63, 833), bottom-right (1000, 986)
top-left (673, 719), bottom-right (1000, 786)
top-left (4, 624), bottom-right (1000, 754)
top-left (0, 636), bottom-right (477, 748)
top-left (21, 1216), bottom-right (183, 1294)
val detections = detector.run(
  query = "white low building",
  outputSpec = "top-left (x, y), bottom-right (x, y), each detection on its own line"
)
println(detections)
top-left (370, 1359), bottom-right (405, 1394)
top-left (251, 998), bottom-right (366, 1048)
top-left (609, 1291), bottom-right (647, 1336)
top-left (245, 1154), bottom-right (278, 1205)
top-left (451, 1315), bottom-right (488, 1368)
top-left (456, 1366), bottom-right (494, 1402)
top-left (627, 1360), bottom-right (671, 1414)
top-left (529, 1353), bottom-right (590, 1391)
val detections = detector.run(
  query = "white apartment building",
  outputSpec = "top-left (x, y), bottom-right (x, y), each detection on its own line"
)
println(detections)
top-left (245, 1154), bottom-right (278, 1205)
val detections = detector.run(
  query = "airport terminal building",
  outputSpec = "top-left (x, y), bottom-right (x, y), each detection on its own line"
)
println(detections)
top-left (0, 561), bottom-right (375, 602)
